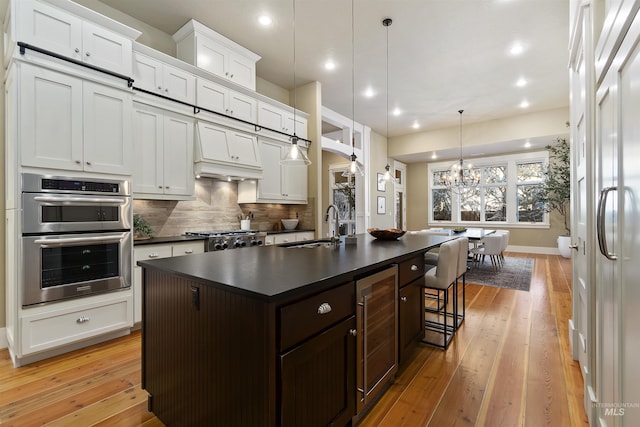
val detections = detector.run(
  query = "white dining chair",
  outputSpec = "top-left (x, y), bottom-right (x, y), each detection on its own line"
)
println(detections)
top-left (422, 239), bottom-right (459, 349)
top-left (493, 230), bottom-right (510, 262)
top-left (470, 234), bottom-right (503, 271)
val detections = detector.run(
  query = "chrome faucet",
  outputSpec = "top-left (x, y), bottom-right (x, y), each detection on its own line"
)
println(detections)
top-left (325, 204), bottom-right (341, 245)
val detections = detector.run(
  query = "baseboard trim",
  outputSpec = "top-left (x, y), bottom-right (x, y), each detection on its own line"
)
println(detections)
top-left (507, 245), bottom-right (560, 255)
top-left (0, 328), bottom-right (7, 350)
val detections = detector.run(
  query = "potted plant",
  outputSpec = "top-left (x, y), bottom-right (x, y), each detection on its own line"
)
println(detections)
top-left (541, 137), bottom-right (571, 257)
top-left (133, 214), bottom-right (154, 240)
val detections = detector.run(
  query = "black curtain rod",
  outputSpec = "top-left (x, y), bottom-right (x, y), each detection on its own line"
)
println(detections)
top-left (17, 41), bottom-right (312, 146)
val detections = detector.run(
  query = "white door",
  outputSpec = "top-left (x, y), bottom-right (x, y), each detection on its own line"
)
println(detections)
top-left (258, 104), bottom-right (286, 133)
top-left (195, 35), bottom-right (227, 78)
top-left (228, 130), bottom-right (260, 167)
top-left (82, 82), bottom-right (132, 175)
top-left (196, 78), bottom-right (227, 115)
top-left (227, 52), bottom-right (255, 89)
top-left (228, 90), bottom-right (257, 122)
top-left (196, 122), bottom-right (232, 163)
top-left (257, 139), bottom-right (284, 200)
top-left (162, 64), bottom-right (195, 104)
top-left (617, 11), bottom-right (640, 425)
top-left (162, 112), bottom-right (194, 196)
top-left (595, 64), bottom-right (620, 427)
top-left (132, 104), bottom-right (164, 195)
top-left (18, 0), bottom-right (82, 61)
top-left (19, 63), bottom-right (83, 171)
top-left (569, 4), bottom-right (595, 421)
top-left (133, 53), bottom-right (163, 95)
top-left (82, 21), bottom-right (133, 76)
top-left (283, 160), bottom-right (308, 202)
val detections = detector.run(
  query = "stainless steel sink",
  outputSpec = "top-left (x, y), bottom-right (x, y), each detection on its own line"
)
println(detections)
top-left (279, 239), bottom-right (335, 248)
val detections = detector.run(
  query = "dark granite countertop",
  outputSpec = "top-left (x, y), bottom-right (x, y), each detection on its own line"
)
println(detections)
top-left (138, 233), bottom-right (453, 303)
top-left (134, 235), bottom-right (207, 246)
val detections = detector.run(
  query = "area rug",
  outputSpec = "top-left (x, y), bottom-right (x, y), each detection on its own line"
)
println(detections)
top-left (465, 257), bottom-right (534, 292)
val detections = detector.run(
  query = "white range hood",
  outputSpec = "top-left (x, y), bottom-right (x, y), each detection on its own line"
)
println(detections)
top-left (194, 121), bottom-right (263, 180)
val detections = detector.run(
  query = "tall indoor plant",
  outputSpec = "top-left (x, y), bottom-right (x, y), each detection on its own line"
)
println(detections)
top-left (541, 137), bottom-right (571, 257)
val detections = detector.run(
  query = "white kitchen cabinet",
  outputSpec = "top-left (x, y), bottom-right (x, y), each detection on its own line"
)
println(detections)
top-left (195, 121), bottom-right (261, 168)
top-left (16, 0), bottom-right (136, 76)
top-left (132, 103), bottom-right (195, 199)
top-left (196, 77), bottom-right (257, 122)
top-left (173, 19), bottom-right (260, 90)
top-left (272, 232), bottom-right (315, 245)
top-left (20, 291), bottom-right (132, 356)
top-left (237, 138), bottom-right (307, 204)
top-left (258, 102), bottom-right (308, 140)
top-left (133, 52), bottom-right (195, 104)
top-left (19, 62), bottom-right (132, 175)
top-left (133, 241), bottom-right (204, 323)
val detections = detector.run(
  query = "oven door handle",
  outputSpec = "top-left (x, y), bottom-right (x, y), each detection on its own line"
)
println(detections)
top-left (33, 196), bottom-right (128, 205)
top-left (34, 234), bottom-right (126, 246)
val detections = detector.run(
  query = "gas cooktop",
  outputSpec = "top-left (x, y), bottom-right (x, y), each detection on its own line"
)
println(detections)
top-left (185, 230), bottom-right (266, 251)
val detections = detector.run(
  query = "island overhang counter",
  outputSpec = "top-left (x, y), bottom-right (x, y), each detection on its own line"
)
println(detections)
top-left (138, 232), bottom-right (453, 426)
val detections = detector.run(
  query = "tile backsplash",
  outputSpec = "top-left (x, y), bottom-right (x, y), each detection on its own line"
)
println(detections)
top-left (133, 178), bottom-right (314, 237)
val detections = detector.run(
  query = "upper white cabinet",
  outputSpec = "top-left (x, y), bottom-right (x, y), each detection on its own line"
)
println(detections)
top-left (133, 52), bottom-right (195, 105)
top-left (173, 19), bottom-right (260, 90)
top-left (238, 138), bottom-right (307, 204)
top-left (15, 0), bottom-right (139, 76)
top-left (19, 62), bottom-right (133, 175)
top-left (132, 103), bottom-right (195, 199)
top-left (258, 102), bottom-right (308, 140)
top-left (196, 77), bottom-right (257, 123)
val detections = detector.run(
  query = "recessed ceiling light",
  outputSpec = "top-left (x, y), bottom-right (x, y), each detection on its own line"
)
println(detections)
top-left (364, 87), bottom-right (375, 98)
top-left (412, 121), bottom-right (420, 129)
top-left (336, 139), bottom-right (341, 143)
top-left (520, 100), bottom-right (530, 108)
top-left (510, 42), bottom-right (524, 56)
top-left (431, 153), bottom-right (437, 160)
top-left (516, 77), bottom-right (527, 87)
top-left (392, 107), bottom-right (401, 116)
top-left (524, 141), bottom-right (532, 148)
top-left (258, 15), bottom-right (272, 26)
top-left (324, 60), bottom-right (336, 71)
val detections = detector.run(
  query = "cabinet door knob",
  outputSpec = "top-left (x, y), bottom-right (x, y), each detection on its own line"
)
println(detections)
top-left (400, 296), bottom-right (408, 302)
top-left (85, 51), bottom-right (91, 57)
top-left (76, 316), bottom-right (90, 324)
top-left (86, 161), bottom-right (91, 165)
top-left (317, 302), bottom-right (332, 315)
top-left (74, 48), bottom-right (80, 53)
top-left (230, 74), bottom-right (234, 78)
top-left (158, 86), bottom-right (162, 90)
top-left (75, 160), bottom-right (82, 164)
top-left (185, 249), bottom-right (193, 254)
top-left (410, 265), bottom-right (418, 271)
top-left (349, 329), bottom-right (357, 336)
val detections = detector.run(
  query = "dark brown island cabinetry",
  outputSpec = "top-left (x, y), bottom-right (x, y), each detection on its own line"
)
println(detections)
top-left (398, 255), bottom-right (426, 365)
top-left (139, 233), bottom-right (453, 426)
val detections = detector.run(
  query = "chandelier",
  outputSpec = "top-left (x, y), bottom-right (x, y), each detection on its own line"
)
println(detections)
top-left (441, 110), bottom-right (480, 194)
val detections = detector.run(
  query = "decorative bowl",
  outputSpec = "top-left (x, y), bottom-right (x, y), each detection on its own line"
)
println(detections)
top-left (452, 227), bottom-right (467, 233)
top-left (367, 228), bottom-right (406, 240)
top-left (281, 219), bottom-right (299, 230)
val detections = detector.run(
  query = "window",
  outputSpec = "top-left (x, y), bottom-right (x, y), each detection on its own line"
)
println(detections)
top-left (428, 151), bottom-right (548, 227)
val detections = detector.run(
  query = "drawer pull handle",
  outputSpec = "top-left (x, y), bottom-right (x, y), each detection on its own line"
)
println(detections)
top-left (349, 329), bottom-right (357, 336)
top-left (185, 249), bottom-right (193, 254)
top-left (149, 253), bottom-right (159, 258)
top-left (400, 296), bottom-right (408, 302)
top-left (317, 302), bottom-right (332, 315)
top-left (77, 316), bottom-right (90, 324)
top-left (410, 265), bottom-right (418, 271)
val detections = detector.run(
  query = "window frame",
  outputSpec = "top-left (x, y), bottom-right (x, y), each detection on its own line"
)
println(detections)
top-left (427, 150), bottom-right (549, 228)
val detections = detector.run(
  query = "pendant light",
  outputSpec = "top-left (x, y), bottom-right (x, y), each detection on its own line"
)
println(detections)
top-left (342, 0), bottom-right (364, 178)
top-left (441, 110), bottom-right (480, 193)
top-left (381, 17), bottom-right (398, 184)
top-left (281, 0), bottom-right (311, 166)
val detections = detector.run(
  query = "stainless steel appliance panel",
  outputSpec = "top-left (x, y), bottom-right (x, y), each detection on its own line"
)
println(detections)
top-left (22, 231), bottom-right (132, 306)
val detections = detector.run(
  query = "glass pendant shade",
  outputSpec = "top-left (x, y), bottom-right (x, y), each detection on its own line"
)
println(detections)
top-left (342, 153), bottom-right (364, 177)
top-left (383, 163), bottom-right (397, 183)
top-left (282, 136), bottom-right (311, 165)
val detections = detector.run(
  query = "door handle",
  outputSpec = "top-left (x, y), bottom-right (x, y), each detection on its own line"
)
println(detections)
top-left (596, 186), bottom-right (618, 260)
top-left (569, 243), bottom-right (579, 251)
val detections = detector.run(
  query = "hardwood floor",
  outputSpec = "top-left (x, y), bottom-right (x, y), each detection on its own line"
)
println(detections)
top-left (0, 253), bottom-right (587, 426)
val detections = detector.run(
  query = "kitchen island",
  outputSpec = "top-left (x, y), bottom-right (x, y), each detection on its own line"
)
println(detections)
top-left (138, 232), bottom-right (452, 426)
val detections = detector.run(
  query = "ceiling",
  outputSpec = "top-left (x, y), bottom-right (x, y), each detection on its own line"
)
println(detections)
top-left (97, 0), bottom-right (570, 150)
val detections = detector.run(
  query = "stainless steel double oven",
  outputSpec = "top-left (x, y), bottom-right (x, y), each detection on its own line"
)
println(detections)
top-left (21, 173), bottom-right (132, 307)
